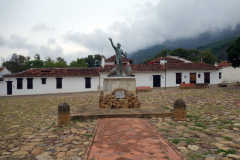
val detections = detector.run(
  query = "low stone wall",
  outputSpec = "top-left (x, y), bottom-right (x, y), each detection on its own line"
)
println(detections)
top-left (179, 83), bottom-right (209, 89)
top-left (99, 88), bottom-right (140, 109)
top-left (218, 83), bottom-right (227, 87)
top-left (195, 83), bottom-right (209, 89)
top-left (179, 84), bottom-right (195, 90)
top-left (179, 86), bottom-right (195, 90)
top-left (137, 86), bottom-right (151, 92)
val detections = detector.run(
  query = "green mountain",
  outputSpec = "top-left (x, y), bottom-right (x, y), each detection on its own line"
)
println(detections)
top-left (129, 25), bottom-right (240, 64)
top-left (128, 45), bottom-right (175, 64)
top-left (196, 37), bottom-right (239, 62)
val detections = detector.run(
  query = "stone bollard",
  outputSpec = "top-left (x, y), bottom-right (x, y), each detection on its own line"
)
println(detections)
top-left (58, 102), bottom-right (70, 127)
top-left (173, 99), bottom-right (186, 121)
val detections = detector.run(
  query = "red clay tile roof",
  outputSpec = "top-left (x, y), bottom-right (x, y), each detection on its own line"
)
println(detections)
top-left (100, 64), bottom-right (164, 73)
top-left (100, 62), bottom-right (218, 73)
top-left (105, 55), bottom-right (133, 63)
top-left (0, 67), bottom-right (5, 72)
top-left (149, 57), bottom-right (185, 63)
top-left (3, 68), bottom-right (100, 77)
top-left (165, 62), bottom-right (218, 70)
top-left (218, 61), bottom-right (232, 68)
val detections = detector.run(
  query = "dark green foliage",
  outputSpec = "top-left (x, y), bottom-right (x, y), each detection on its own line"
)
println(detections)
top-left (202, 50), bottom-right (218, 65)
top-left (143, 48), bottom-right (216, 64)
top-left (195, 122), bottom-right (207, 129)
top-left (44, 57), bottom-right (55, 68)
top-left (227, 37), bottom-right (240, 67)
top-left (69, 58), bottom-right (87, 67)
top-left (83, 134), bottom-right (93, 138)
top-left (197, 37), bottom-right (238, 61)
top-left (1, 53), bottom-right (96, 73)
top-left (217, 149), bottom-right (236, 155)
top-left (2, 53), bottom-right (28, 73)
top-left (84, 54), bottom-right (101, 67)
top-left (130, 45), bottom-right (175, 64)
top-left (26, 60), bottom-right (44, 68)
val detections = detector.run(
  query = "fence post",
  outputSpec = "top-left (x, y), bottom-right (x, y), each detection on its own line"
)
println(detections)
top-left (58, 102), bottom-right (70, 127)
top-left (174, 99), bottom-right (186, 121)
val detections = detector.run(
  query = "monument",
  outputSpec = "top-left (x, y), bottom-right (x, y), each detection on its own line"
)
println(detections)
top-left (98, 38), bottom-right (140, 109)
top-left (109, 37), bottom-right (127, 76)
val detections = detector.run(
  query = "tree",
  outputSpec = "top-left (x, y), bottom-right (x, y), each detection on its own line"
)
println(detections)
top-left (55, 57), bottom-right (67, 67)
top-left (84, 54), bottom-right (101, 67)
top-left (227, 37), bottom-right (240, 67)
top-left (172, 48), bottom-right (188, 58)
top-left (187, 49), bottom-right (200, 62)
top-left (34, 54), bottom-right (40, 60)
top-left (202, 50), bottom-right (217, 65)
top-left (44, 56), bottom-right (55, 68)
top-left (153, 49), bottom-right (172, 59)
top-left (2, 53), bottom-right (28, 73)
top-left (26, 60), bottom-right (44, 68)
top-left (70, 58), bottom-right (87, 67)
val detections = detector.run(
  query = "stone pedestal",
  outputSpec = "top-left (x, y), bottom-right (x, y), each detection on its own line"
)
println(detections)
top-left (99, 77), bottom-right (140, 109)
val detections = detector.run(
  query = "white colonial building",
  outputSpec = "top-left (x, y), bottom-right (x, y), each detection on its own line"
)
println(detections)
top-left (0, 55), bottom-right (222, 96)
top-left (217, 61), bottom-right (240, 83)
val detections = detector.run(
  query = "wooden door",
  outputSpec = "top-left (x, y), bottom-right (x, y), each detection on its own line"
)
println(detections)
top-left (176, 73), bottom-right (182, 84)
top-left (153, 75), bottom-right (161, 87)
top-left (204, 73), bottom-right (210, 84)
top-left (7, 81), bottom-right (12, 95)
top-left (190, 73), bottom-right (196, 84)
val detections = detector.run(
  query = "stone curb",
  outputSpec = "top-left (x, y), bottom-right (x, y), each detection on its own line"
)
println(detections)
top-left (83, 118), bottom-right (100, 160)
top-left (145, 118), bottom-right (187, 160)
top-left (71, 112), bottom-right (173, 120)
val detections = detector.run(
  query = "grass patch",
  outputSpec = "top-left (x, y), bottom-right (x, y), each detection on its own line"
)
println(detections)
top-left (221, 136), bottom-right (233, 141)
top-left (162, 106), bottom-right (170, 109)
top-left (83, 134), bottom-right (93, 138)
top-left (159, 128), bottom-right (170, 131)
top-left (186, 153), bottom-right (205, 160)
top-left (168, 122), bottom-right (178, 126)
top-left (195, 123), bottom-right (207, 129)
top-left (216, 149), bottom-right (236, 155)
top-left (169, 138), bottom-right (201, 144)
top-left (180, 123), bottom-right (188, 126)
top-left (219, 120), bottom-right (233, 124)
top-left (189, 127), bottom-right (203, 131)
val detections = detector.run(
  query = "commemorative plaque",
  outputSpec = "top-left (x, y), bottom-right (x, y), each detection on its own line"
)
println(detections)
top-left (115, 91), bottom-right (124, 98)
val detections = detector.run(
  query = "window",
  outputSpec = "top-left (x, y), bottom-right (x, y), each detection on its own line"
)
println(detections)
top-left (176, 73), bottom-right (182, 84)
top-left (56, 78), bottom-right (62, 89)
top-left (85, 77), bottom-right (91, 88)
top-left (219, 72), bottom-right (222, 79)
top-left (16, 78), bottom-right (23, 89)
top-left (27, 78), bottom-right (33, 89)
top-left (41, 78), bottom-right (47, 84)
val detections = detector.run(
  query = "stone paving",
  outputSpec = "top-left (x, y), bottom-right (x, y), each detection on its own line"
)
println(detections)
top-left (87, 118), bottom-right (184, 160)
top-left (0, 85), bottom-right (240, 160)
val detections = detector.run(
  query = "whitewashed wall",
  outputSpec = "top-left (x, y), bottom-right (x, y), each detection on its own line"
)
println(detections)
top-left (165, 70), bottom-right (222, 87)
top-left (0, 68), bottom-right (11, 78)
top-left (0, 76), bottom-right (99, 96)
top-left (99, 70), bottom-right (221, 89)
top-left (222, 66), bottom-right (240, 83)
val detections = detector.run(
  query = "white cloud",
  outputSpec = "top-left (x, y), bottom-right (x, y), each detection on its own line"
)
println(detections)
top-left (64, 0), bottom-right (240, 58)
top-left (32, 23), bottom-right (55, 32)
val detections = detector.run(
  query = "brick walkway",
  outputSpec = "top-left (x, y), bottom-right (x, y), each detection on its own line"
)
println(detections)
top-left (87, 118), bottom-right (184, 160)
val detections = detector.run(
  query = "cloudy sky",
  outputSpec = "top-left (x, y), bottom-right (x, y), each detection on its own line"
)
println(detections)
top-left (0, 0), bottom-right (240, 65)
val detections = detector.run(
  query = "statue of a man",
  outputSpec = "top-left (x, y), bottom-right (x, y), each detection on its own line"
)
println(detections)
top-left (109, 37), bottom-right (127, 76)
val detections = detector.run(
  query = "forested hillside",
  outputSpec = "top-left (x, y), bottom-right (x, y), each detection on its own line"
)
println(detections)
top-left (196, 37), bottom-right (238, 61)
top-left (129, 25), bottom-right (240, 64)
